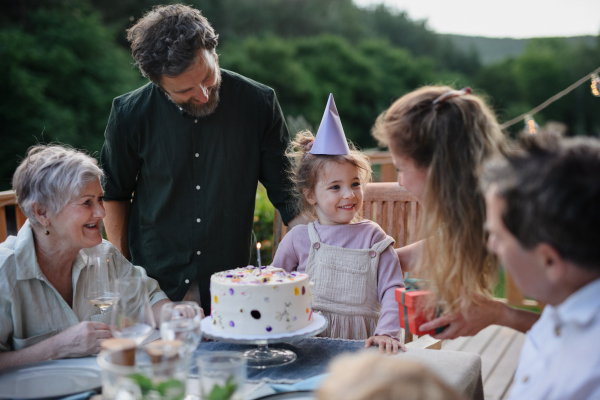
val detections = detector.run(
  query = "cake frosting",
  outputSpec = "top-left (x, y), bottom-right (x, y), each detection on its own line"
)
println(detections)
top-left (210, 266), bottom-right (313, 335)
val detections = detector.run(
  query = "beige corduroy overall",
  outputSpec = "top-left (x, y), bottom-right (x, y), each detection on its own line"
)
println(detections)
top-left (306, 222), bottom-right (395, 340)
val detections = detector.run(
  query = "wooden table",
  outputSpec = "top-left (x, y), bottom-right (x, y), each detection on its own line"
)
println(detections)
top-left (443, 325), bottom-right (526, 400)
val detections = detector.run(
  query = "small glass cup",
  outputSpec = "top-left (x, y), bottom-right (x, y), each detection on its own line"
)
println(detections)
top-left (98, 346), bottom-right (190, 400)
top-left (197, 352), bottom-right (246, 400)
top-left (160, 302), bottom-right (202, 356)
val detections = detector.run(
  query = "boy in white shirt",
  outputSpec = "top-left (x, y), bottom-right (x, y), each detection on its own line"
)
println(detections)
top-left (481, 133), bottom-right (600, 400)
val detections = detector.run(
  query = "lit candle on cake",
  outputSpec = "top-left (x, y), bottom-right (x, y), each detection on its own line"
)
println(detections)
top-left (257, 242), bottom-right (262, 269)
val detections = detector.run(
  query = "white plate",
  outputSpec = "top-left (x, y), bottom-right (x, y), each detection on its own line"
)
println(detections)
top-left (201, 313), bottom-right (328, 344)
top-left (0, 357), bottom-right (101, 400)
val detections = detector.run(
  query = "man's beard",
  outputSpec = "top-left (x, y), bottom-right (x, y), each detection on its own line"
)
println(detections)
top-left (164, 78), bottom-right (222, 118)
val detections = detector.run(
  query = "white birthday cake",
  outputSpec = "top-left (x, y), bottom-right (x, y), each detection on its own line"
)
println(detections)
top-left (210, 266), bottom-right (313, 335)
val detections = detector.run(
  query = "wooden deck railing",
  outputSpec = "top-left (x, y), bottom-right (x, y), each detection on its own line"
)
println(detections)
top-left (365, 149), bottom-right (397, 182)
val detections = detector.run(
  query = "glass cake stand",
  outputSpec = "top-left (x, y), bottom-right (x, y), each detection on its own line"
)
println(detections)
top-left (200, 314), bottom-right (328, 369)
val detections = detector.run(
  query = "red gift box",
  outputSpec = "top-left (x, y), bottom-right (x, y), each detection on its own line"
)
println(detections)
top-left (395, 287), bottom-right (437, 336)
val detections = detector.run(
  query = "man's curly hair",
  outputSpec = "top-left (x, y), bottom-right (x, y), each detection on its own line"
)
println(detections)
top-left (127, 4), bottom-right (219, 86)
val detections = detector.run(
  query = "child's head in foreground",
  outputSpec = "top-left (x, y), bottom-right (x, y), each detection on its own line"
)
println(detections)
top-left (288, 130), bottom-right (372, 225)
top-left (481, 133), bottom-right (600, 305)
top-left (317, 351), bottom-right (464, 400)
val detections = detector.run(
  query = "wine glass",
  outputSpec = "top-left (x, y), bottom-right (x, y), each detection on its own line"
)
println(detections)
top-left (160, 302), bottom-right (202, 355)
top-left (110, 277), bottom-right (156, 345)
top-left (85, 254), bottom-right (118, 318)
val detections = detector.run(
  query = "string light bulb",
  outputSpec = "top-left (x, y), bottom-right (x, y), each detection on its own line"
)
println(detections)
top-left (591, 73), bottom-right (600, 97)
top-left (524, 114), bottom-right (538, 135)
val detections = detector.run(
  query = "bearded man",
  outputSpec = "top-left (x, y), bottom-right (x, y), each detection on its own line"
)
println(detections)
top-left (101, 4), bottom-right (302, 316)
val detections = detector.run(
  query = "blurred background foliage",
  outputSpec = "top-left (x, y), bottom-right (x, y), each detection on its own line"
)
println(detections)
top-left (1, 1), bottom-right (599, 252)
top-left (254, 184), bottom-right (275, 264)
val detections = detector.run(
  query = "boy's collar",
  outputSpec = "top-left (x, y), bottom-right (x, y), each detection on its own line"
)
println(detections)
top-left (552, 277), bottom-right (600, 327)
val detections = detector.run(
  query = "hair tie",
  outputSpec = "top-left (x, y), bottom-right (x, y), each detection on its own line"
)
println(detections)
top-left (302, 140), bottom-right (315, 161)
top-left (432, 87), bottom-right (472, 110)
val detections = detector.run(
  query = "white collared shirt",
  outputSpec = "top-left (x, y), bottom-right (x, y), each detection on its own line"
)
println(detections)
top-left (508, 277), bottom-right (600, 400)
top-left (0, 220), bottom-right (168, 352)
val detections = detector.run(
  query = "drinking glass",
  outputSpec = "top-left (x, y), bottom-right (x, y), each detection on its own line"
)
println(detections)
top-left (197, 352), bottom-right (246, 400)
top-left (110, 277), bottom-right (156, 345)
top-left (160, 302), bottom-right (202, 355)
top-left (85, 254), bottom-right (118, 316)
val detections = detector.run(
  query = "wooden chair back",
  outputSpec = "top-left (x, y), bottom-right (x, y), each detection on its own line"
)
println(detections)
top-left (361, 182), bottom-right (422, 248)
top-left (0, 190), bottom-right (26, 243)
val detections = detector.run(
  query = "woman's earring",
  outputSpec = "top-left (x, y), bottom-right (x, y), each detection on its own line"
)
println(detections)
top-left (45, 226), bottom-right (49, 235)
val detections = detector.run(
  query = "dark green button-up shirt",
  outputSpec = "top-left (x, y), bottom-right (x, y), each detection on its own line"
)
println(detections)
top-left (101, 70), bottom-right (295, 303)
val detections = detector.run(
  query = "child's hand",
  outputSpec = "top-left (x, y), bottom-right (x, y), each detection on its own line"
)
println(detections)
top-left (364, 335), bottom-right (406, 355)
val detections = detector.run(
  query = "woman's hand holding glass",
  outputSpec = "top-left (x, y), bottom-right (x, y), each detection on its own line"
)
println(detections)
top-left (160, 302), bottom-right (202, 355)
top-left (51, 321), bottom-right (112, 358)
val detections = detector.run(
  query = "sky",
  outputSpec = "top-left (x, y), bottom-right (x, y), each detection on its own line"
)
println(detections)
top-left (354, 0), bottom-right (600, 38)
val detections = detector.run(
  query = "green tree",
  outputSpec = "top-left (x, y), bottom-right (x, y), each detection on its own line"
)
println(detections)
top-left (476, 37), bottom-right (600, 136)
top-left (220, 34), bottom-right (435, 148)
top-left (89, 0), bottom-right (479, 77)
top-left (0, 1), bottom-right (145, 190)
top-left (220, 35), bottom-right (319, 119)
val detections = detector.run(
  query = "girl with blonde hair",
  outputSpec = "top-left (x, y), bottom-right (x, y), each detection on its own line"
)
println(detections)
top-left (274, 94), bottom-right (405, 354)
top-left (372, 86), bottom-right (539, 338)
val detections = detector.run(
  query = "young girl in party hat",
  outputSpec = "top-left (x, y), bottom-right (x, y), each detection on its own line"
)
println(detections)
top-left (273, 94), bottom-right (405, 354)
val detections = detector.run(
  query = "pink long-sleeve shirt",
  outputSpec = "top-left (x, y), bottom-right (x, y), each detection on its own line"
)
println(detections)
top-left (272, 219), bottom-right (404, 338)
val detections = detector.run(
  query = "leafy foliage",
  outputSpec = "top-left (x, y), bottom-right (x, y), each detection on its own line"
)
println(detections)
top-left (89, 0), bottom-right (478, 75)
top-left (207, 376), bottom-right (238, 400)
top-left (1, 0), bottom-right (598, 194)
top-left (220, 34), bottom-right (436, 148)
top-left (0, 0), bottom-right (144, 190)
top-left (126, 374), bottom-right (186, 400)
top-left (254, 184), bottom-right (275, 264)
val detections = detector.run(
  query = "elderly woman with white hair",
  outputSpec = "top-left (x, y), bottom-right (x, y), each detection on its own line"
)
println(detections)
top-left (0, 145), bottom-right (171, 369)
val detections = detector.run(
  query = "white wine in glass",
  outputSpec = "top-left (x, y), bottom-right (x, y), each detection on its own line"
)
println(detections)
top-left (85, 254), bottom-right (118, 315)
top-left (88, 296), bottom-right (116, 312)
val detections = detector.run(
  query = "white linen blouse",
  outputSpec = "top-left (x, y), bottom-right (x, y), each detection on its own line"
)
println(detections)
top-left (0, 220), bottom-right (168, 352)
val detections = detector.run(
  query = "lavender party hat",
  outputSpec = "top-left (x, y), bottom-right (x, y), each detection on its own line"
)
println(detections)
top-left (310, 94), bottom-right (351, 155)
